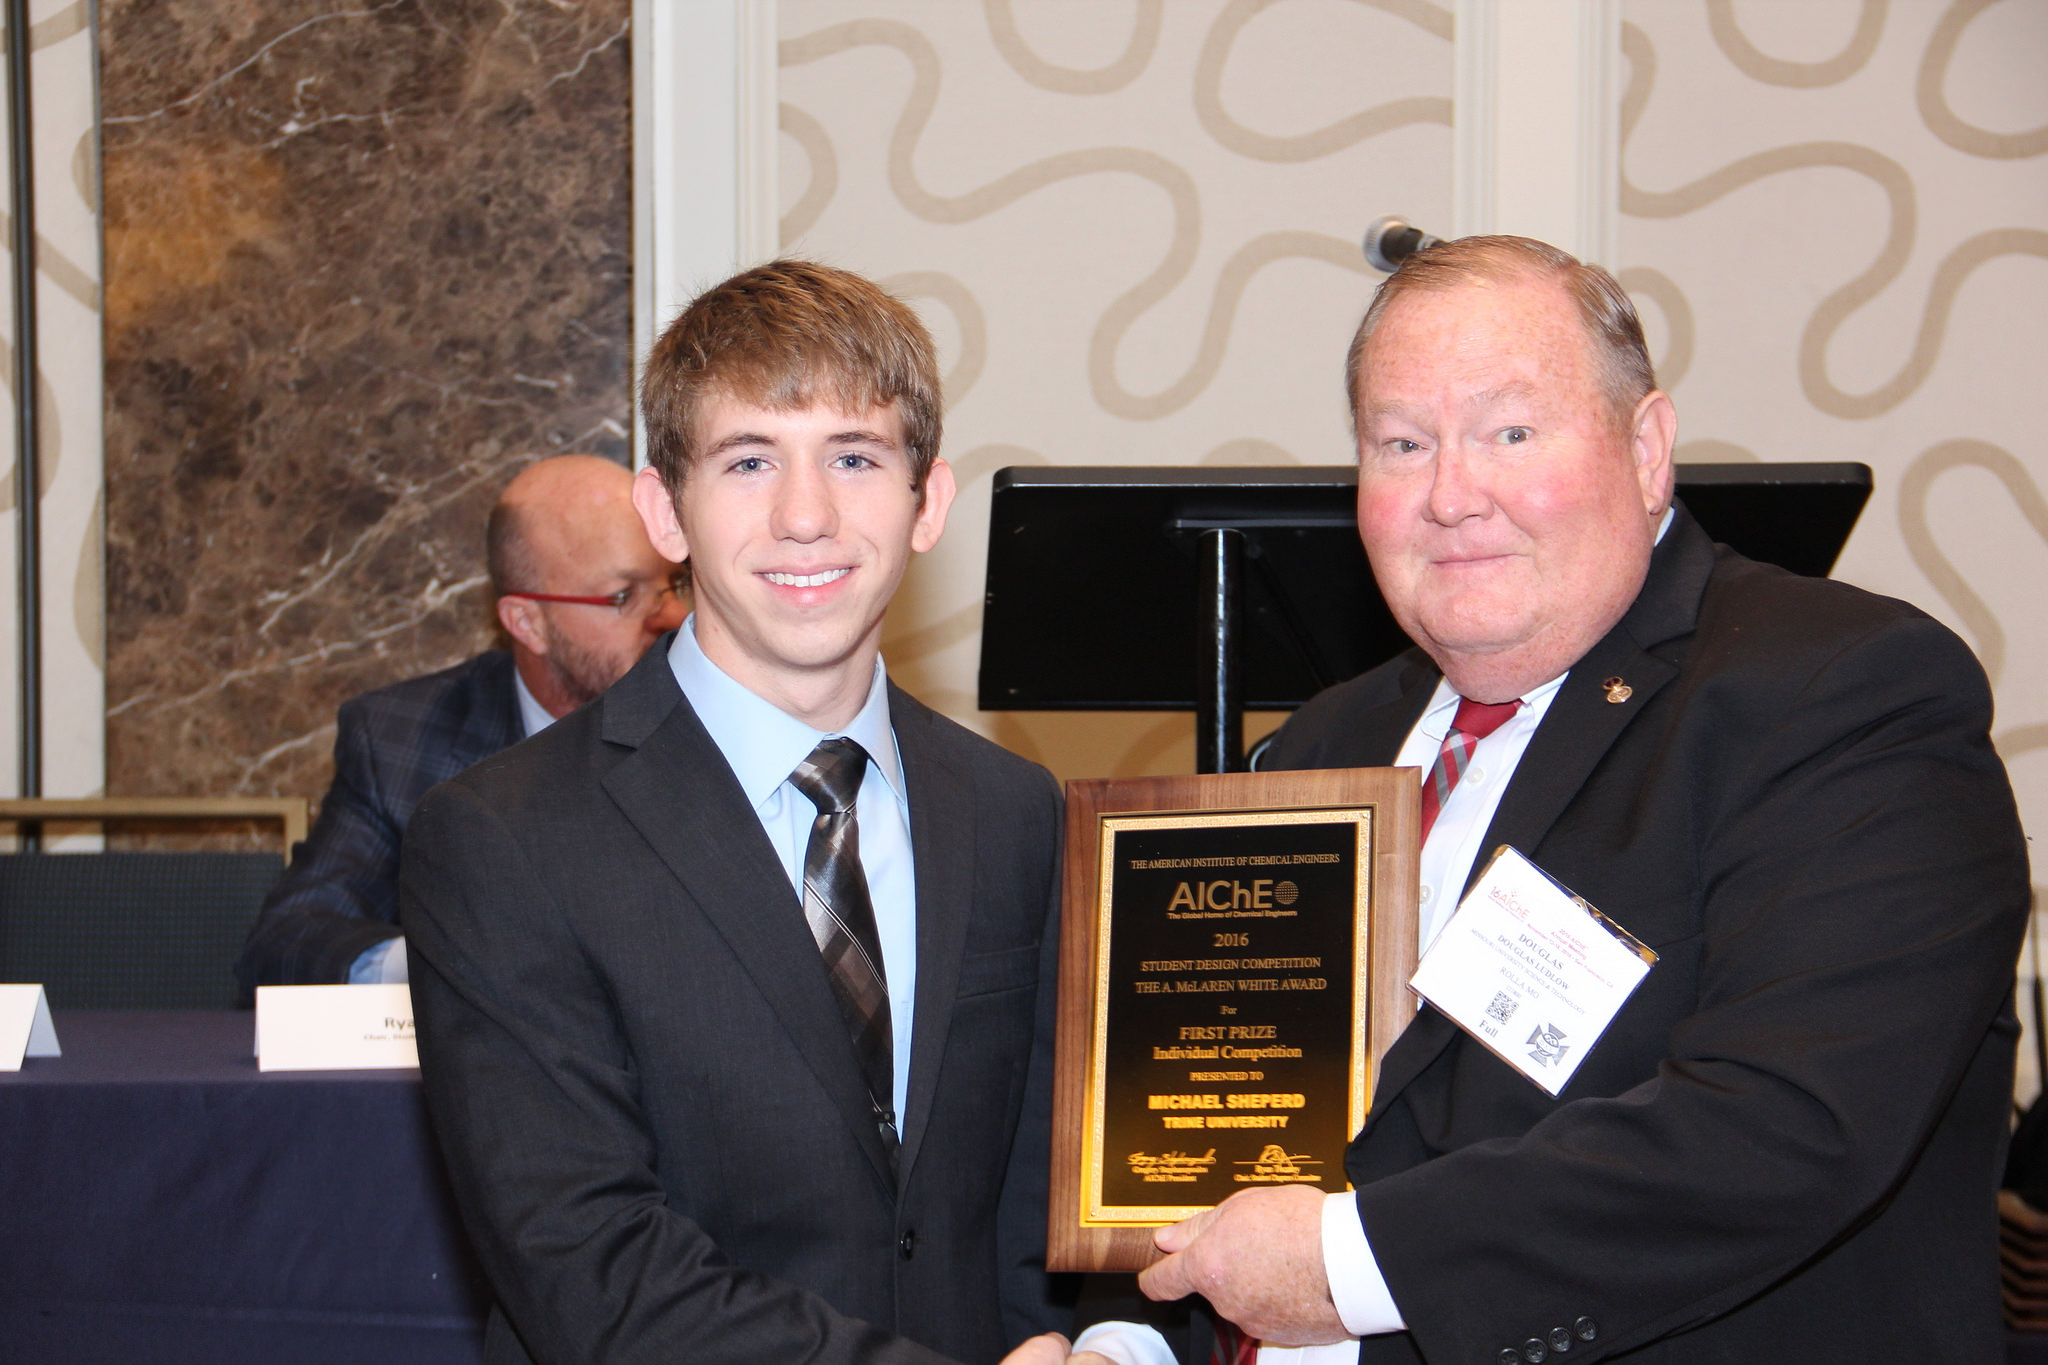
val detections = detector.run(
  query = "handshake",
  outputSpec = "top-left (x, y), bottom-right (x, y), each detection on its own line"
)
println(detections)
top-left (1003, 1343), bottom-right (1113, 1365)
top-left (1005, 1184), bottom-right (1347, 1364)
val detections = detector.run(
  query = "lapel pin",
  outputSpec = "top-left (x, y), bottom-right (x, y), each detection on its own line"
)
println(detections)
top-left (1603, 676), bottom-right (1632, 704)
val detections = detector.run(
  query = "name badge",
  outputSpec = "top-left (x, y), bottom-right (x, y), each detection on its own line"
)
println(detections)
top-left (0, 984), bottom-right (62, 1071)
top-left (255, 984), bottom-right (418, 1072)
top-left (1409, 847), bottom-right (1655, 1095)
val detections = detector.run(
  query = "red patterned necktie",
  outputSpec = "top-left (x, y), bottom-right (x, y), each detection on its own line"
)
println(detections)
top-left (1211, 1320), bottom-right (1261, 1365)
top-left (1419, 696), bottom-right (1522, 842)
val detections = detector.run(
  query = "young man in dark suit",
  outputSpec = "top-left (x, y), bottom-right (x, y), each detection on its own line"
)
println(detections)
top-left (1129, 237), bottom-right (2029, 1363)
top-left (236, 454), bottom-right (685, 992)
top-left (402, 261), bottom-right (1075, 1364)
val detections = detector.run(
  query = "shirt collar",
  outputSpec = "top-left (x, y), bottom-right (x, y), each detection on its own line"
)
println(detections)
top-left (512, 667), bottom-right (555, 739)
top-left (668, 614), bottom-right (906, 811)
top-left (1417, 671), bottom-right (1569, 742)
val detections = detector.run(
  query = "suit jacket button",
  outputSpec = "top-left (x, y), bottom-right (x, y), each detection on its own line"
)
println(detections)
top-left (1521, 1340), bottom-right (1548, 1363)
top-left (1498, 1351), bottom-right (1522, 1365)
top-left (1574, 1316), bottom-right (1598, 1342)
top-left (1549, 1326), bottom-right (1574, 1352)
top-left (898, 1229), bottom-right (917, 1260)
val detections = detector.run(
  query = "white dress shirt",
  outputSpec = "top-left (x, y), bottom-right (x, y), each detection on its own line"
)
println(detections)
top-left (667, 616), bottom-right (919, 1130)
top-left (1401, 676), bottom-right (1567, 955)
top-left (1312, 672), bottom-right (1565, 1351)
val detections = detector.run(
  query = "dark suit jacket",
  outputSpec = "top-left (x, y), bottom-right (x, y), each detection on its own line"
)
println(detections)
top-left (235, 650), bottom-right (522, 994)
top-left (1265, 507), bottom-right (2029, 1364)
top-left (399, 641), bottom-right (1068, 1364)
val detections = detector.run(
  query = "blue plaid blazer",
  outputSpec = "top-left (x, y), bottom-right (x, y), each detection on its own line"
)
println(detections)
top-left (235, 650), bottom-right (523, 994)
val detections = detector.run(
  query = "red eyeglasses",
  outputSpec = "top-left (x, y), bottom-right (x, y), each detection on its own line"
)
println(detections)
top-left (504, 574), bottom-right (689, 619)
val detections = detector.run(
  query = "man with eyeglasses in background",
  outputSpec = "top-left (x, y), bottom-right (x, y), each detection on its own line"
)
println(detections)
top-left (235, 453), bottom-right (688, 995)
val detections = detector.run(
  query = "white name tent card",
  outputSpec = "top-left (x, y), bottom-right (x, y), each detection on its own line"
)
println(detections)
top-left (1409, 846), bottom-right (1656, 1096)
top-left (256, 984), bottom-right (418, 1072)
top-left (0, 984), bottom-right (62, 1071)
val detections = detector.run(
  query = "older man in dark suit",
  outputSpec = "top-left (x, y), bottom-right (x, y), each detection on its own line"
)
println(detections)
top-left (1126, 237), bottom-right (2029, 1364)
top-left (234, 454), bottom-right (685, 993)
top-left (401, 262), bottom-right (1076, 1364)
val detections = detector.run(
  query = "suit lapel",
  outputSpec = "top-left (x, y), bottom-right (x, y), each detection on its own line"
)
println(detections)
top-left (1363, 510), bottom-right (1717, 1127)
top-left (414, 653), bottom-right (524, 796)
top-left (1477, 508), bottom-right (1714, 875)
top-left (1364, 641), bottom-right (1679, 1125)
top-left (1354, 660), bottom-right (1439, 766)
top-left (597, 651), bottom-right (900, 1186)
top-left (889, 687), bottom-right (973, 1184)
top-left (1472, 632), bottom-right (1675, 882)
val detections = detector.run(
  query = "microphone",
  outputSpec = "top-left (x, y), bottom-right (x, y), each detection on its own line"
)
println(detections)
top-left (1362, 215), bottom-right (1443, 273)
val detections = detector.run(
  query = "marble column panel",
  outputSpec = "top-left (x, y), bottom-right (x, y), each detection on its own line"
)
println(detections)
top-left (99, 0), bottom-right (632, 814)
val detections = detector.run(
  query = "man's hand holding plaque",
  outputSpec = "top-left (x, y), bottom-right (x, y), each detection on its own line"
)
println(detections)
top-left (1142, 1185), bottom-right (1347, 1346)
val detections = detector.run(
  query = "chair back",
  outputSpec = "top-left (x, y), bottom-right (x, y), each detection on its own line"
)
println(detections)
top-left (0, 852), bottom-right (285, 1008)
top-left (0, 797), bottom-right (308, 1009)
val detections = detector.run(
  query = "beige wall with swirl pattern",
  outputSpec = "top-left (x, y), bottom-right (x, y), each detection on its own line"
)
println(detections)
top-left (778, 0), bottom-right (1456, 781)
top-left (1615, 1), bottom-right (2046, 1089)
top-left (778, 0), bottom-right (2046, 1091)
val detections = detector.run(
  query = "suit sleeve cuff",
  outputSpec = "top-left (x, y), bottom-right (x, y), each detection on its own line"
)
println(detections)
top-left (1324, 1191), bottom-right (1405, 1336)
top-left (348, 935), bottom-right (409, 984)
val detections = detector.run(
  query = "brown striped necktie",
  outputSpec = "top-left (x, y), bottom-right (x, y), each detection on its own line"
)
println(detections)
top-left (789, 737), bottom-right (898, 1152)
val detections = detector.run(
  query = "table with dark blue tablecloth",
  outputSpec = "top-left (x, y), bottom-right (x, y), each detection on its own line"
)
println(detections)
top-left (13, 1011), bottom-right (2045, 1364)
top-left (0, 1010), bottom-right (488, 1365)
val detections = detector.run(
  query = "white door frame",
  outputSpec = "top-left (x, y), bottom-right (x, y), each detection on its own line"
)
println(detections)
top-left (630, 0), bottom-right (779, 466)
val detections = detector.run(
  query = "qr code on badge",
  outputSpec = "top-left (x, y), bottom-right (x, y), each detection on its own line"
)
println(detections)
top-left (1486, 992), bottom-right (1518, 1025)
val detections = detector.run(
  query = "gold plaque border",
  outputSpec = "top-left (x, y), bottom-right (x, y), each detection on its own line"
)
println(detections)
top-left (1079, 807), bottom-right (1373, 1226)
top-left (1047, 768), bottom-right (1420, 1274)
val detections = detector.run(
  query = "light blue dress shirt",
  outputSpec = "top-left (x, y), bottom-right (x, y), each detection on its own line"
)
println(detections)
top-left (667, 616), bottom-right (919, 1131)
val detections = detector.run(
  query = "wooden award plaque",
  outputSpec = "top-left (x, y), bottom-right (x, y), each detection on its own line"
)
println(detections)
top-left (1047, 768), bottom-right (1419, 1273)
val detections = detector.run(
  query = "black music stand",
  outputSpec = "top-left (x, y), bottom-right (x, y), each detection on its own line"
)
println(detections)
top-left (978, 464), bottom-right (1870, 773)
